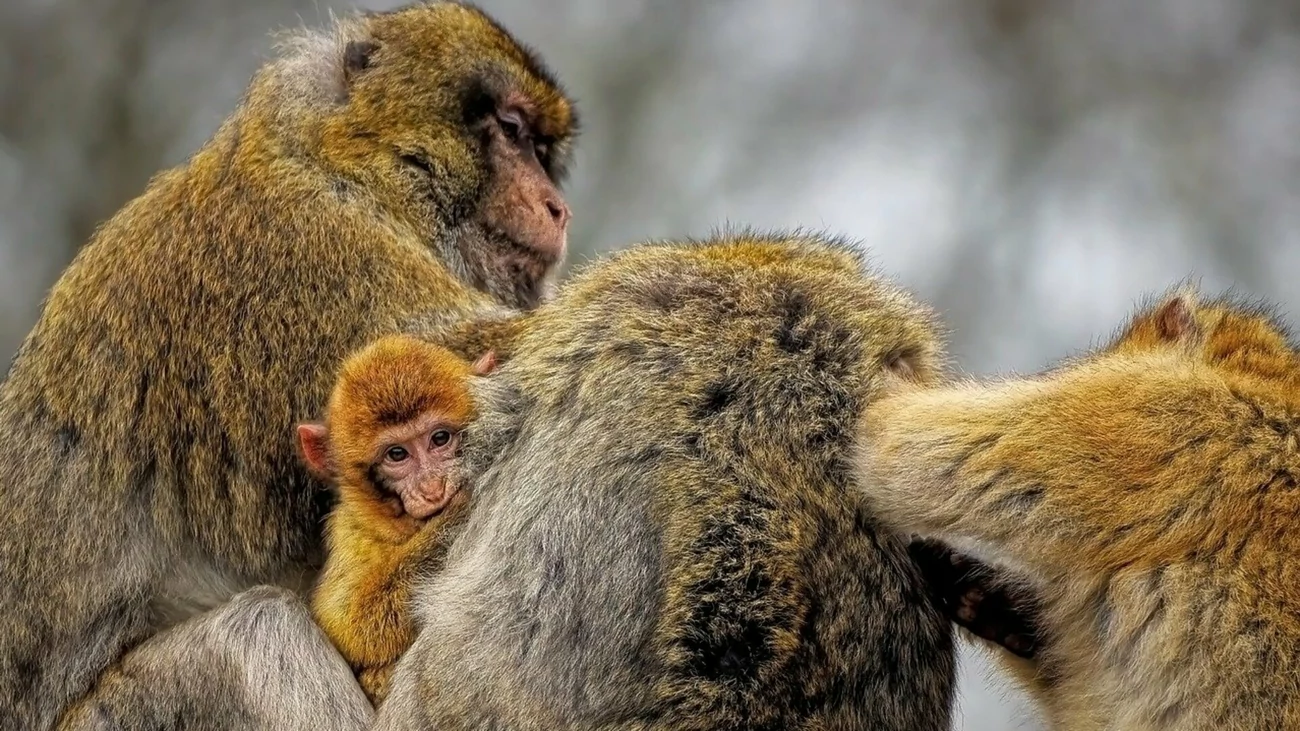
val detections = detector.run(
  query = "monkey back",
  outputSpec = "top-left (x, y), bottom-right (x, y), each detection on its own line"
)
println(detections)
top-left (382, 233), bottom-right (957, 730)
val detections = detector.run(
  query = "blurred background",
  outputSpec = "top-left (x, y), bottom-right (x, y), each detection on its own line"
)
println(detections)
top-left (4, 0), bottom-right (1300, 727)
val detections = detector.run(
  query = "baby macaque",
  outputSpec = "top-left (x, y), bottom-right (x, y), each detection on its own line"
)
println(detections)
top-left (297, 334), bottom-right (495, 705)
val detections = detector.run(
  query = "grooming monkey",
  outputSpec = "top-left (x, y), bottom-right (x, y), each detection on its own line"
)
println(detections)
top-left (300, 335), bottom-right (494, 705)
top-left (0, 3), bottom-right (576, 728)
top-left (855, 291), bottom-right (1300, 730)
top-left (375, 233), bottom-right (961, 731)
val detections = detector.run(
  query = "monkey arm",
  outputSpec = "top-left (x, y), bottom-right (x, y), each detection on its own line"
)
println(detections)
top-left (856, 368), bottom-right (1234, 577)
top-left (907, 538), bottom-right (1052, 700)
top-left (312, 501), bottom-right (468, 702)
top-left (402, 308), bottom-right (532, 366)
top-left (58, 586), bottom-right (371, 731)
top-left (907, 538), bottom-right (1040, 659)
top-left (438, 312), bottom-right (531, 364)
top-left (313, 515), bottom-right (422, 672)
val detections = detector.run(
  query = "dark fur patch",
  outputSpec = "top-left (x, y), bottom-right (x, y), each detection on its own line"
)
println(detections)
top-left (364, 464), bottom-right (396, 497)
top-left (56, 424), bottom-right (80, 454)
top-left (609, 340), bottom-right (647, 362)
top-left (331, 178), bottom-right (354, 200)
top-left (942, 434), bottom-right (1001, 481)
top-left (1154, 700), bottom-right (1187, 727)
top-left (373, 403), bottom-right (432, 429)
top-left (215, 429), bottom-right (238, 507)
top-left (680, 432), bottom-right (704, 458)
top-left (971, 467), bottom-right (1010, 499)
top-left (343, 40), bottom-right (379, 80)
top-left (695, 379), bottom-right (739, 419)
top-left (1090, 579), bottom-right (1116, 638)
top-left (10, 655), bottom-right (39, 705)
top-left (638, 279), bottom-right (679, 312)
top-left (678, 495), bottom-right (785, 685)
top-left (1128, 591), bottom-right (1166, 661)
top-left (1262, 469), bottom-right (1298, 494)
top-left (774, 289), bottom-right (813, 354)
top-left (458, 76), bottom-right (498, 129)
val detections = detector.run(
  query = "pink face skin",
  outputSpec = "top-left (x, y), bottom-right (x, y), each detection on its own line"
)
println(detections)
top-left (371, 412), bottom-right (462, 520)
top-left (297, 352), bottom-right (497, 522)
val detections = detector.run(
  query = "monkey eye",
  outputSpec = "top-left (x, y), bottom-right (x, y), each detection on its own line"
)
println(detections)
top-left (496, 110), bottom-right (525, 142)
top-left (385, 446), bottom-right (409, 463)
top-left (431, 430), bottom-right (453, 448)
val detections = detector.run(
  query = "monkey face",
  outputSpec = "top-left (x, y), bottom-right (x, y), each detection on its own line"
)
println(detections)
top-left (329, 3), bottom-right (579, 310)
top-left (371, 413), bottom-right (464, 521)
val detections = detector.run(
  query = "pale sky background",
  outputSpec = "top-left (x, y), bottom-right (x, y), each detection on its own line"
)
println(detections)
top-left (4, 1), bottom-right (1300, 728)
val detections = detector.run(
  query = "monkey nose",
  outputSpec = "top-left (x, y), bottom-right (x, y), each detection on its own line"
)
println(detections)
top-left (545, 197), bottom-right (571, 229)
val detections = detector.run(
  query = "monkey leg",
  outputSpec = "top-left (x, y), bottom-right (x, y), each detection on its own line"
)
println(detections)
top-left (57, 586), bottom-right (373, 731)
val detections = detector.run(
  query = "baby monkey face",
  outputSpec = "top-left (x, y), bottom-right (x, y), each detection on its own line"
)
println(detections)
top-left (372, 411), bottom-right (464, 520)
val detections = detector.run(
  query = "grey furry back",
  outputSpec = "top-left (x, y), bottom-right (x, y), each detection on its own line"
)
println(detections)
top-left (376, 234), bottom-right (956, 730)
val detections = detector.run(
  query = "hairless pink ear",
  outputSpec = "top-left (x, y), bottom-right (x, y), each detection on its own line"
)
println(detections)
top-left (472, 351), bottom-right (498, 376)
top-left (296, 423), bottom-right (332, 481)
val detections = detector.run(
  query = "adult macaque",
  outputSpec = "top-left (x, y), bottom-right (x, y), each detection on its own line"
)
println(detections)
top-left (0, 3), bottom-right (575, 728)
top-left (375, 234), bottom-right (961, 730)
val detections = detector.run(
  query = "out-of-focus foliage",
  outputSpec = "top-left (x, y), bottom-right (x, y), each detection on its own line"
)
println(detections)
top-left (3, 1), bottom-right (1299, 728)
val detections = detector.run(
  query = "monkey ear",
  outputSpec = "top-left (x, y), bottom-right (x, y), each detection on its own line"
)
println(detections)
top-left (1153, 296), bottom-right (1200, 345)
top-left (296, 423), bottom-right (333, 481)
top-left (472, 351), bottom-right (498, 376)
top-left (882, 347), bottom-right (924, 383)
top-left (342, 40), bottom-right (380, 85)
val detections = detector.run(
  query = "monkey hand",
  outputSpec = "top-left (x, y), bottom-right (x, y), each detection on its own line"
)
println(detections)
top-left (358, 664), bottom-right (396, 707)
top-left (404, 489), bottom-right (472, 557)
top-left (908, 538), bottom-right (1041, 659)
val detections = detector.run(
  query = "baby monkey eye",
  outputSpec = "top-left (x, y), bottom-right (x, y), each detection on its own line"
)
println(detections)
top-left (431, 430), bottom-right (453, 448)
top-left (385, 446), bottom-right (409, 463)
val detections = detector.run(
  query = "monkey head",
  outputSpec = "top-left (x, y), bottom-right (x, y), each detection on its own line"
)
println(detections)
top-left (1106, 290), bottom-right (1299, 380)
top-left (297, 336), bottom-right (496, 530)
top-left (311, 3), bottom-right (579, 309)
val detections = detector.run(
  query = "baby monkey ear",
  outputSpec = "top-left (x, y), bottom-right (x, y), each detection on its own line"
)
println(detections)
top-left (472, 351), bottom-right (498, 376)
top-left (296, 422), bottom-right (333, 482)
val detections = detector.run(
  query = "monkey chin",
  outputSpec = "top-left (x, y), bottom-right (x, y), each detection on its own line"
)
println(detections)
top-left (449, 224), bottom-right (563, 310)
top-left (400, 481), bottom-right (463, 521)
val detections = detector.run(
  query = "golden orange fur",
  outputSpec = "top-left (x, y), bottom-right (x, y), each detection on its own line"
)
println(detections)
top-left (855, 292), bottom-right (1300, 731)
top-left (309, 334), bottom-right (479, 705)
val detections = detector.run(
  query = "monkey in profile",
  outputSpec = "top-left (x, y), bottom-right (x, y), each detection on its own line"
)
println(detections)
top-left (298, 335), bottom-right (494, 705)
top-left (855, 291), bottom-right (1300, 730)
top-left (375, 233), bottom-right (960, 731)
top-left (0, 3), bottom-right (577, 728)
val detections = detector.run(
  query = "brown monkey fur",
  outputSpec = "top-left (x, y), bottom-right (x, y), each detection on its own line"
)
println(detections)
top-left (856, 290), bottom-right (1300, 730)
top-left (375, 233), bottom-right (960, 731)
top-left (303, 335), bottom-right (487, 705)
top-left (0, 3), bottom-right (576, 727)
